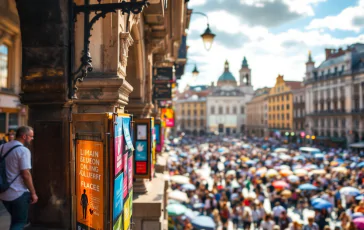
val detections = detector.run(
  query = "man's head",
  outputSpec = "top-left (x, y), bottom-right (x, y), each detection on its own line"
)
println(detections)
top-left (16, 126), bottom-right (34, 147)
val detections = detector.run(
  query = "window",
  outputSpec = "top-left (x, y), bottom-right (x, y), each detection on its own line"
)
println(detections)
top-left (226, 107), bottom-right (230, 114)
top-left (187, 110), bottom-right (191, 116)
top-left (282, 95), bottom-right (284, 101)
top-left (286, 95), bottom-right (289, 100)
top-left (286, 104), bottom-right (290, 110)
top-left (194, 110), bottom-right (197, 115)
top-left (286, 123), bottom-right (290, 129)
top-left (240, 106), bottom-right (245, 114)
top-left (211, 106), bottom-right (215, 114)
top-left (281, 114), bottom-right (284, 120)
top-left (281, 105), bottom-right (284, 110)
top-left (300, 95), bottom-right (303, 102)
top-left (219, 106), bottom-right (223, 114)
top-left (0, 45), bottom-right (8, 88)
top-left (233, 107), bottom-right (237, 114)
top-left (200, 110), bottom-right (204, 115)
top-left (0, 113), bottom-right (5, 133)
top-left (286, 113), bottom-right (290, 120)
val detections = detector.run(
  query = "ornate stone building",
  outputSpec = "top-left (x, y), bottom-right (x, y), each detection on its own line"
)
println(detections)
top-left (246, 87), bottom-right (270, 137)
top-left (304, 44), bottom-right (364, 147)
top-left (206, 59), bottom-right (254, 135)
top-left (9, 0), bottom-right (191, 229)
top-left (0, 0), bottom-right (27, 138)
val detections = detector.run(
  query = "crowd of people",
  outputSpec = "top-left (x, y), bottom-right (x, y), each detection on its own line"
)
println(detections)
top-left (166, 137), bottom-right (364, 230)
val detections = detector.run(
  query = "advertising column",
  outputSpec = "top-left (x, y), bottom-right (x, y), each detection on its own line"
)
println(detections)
top-left (76, 140), bottom-right (104, 230)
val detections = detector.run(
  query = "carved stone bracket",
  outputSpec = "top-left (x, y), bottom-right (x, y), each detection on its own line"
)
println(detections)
top-left (118, 32), bottom-right (134, 77)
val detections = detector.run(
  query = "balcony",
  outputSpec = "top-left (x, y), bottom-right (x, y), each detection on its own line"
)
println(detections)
top-left (308, 109), bottom-right (347, 116)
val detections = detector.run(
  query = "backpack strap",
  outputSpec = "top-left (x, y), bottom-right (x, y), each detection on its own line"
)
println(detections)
top-left (0, 145), bottom-right (22, 161)
top-left (0, 145), bottom-right (23, 185)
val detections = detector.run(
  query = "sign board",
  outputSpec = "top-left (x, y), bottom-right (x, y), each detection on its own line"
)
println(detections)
top-left (153, 83), bottom-right (172, 100)
top-left (133, 118), bottom-right (153, 179)
top-left (158, 100), bottom-right (173, 108)
top-left (76, 140), bottom-right (104, 230)
top-left (153, 67), bottom-right (174, 82)
top-left (155, 120), bottom-right (164, 153)
top-left (161, 108), bottom-right (175, 127)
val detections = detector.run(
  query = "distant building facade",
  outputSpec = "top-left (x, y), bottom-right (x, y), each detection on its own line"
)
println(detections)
top-left (175, 85), bottom-right (210, 136)
top-left (304, 43), bottom-right (364, 147)
top-left (246, 87), bottom-right (270, 137)
top-left (292, 87), bottom-right (306, 143)
top-left (268, 75), bottom-right (302, 137)
top-left (206, 59), bottom-right (254, 135)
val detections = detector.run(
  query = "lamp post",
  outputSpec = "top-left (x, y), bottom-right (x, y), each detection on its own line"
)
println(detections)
top-left (69, 0), bottom-right (148, 99)
top-left (191, 12), bottom-right (216, 51)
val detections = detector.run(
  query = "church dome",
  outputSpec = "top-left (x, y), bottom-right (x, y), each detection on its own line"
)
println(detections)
top-left (217, 60), bottom-right (237, 86)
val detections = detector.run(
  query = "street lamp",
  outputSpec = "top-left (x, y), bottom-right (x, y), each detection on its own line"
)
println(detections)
top-left (191, 12), bottom-right (216, 51)
top-left (69, 0), bottom-right (148, 99)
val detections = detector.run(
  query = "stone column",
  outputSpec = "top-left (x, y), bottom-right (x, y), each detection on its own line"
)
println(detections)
top-left (360, 83), bottom-right (363, 109)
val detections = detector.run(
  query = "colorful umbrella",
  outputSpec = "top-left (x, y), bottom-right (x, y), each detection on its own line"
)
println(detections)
top-left (353, 216), bottom-right (364, 229)
top-left (191, 216), bottom-right (216, 230)
top-left (333, 166), bottom-right (348, 174)
top-left (272, 180), bottom-right (289, 189)
top-left (183, 209), bottom-right (199, 220)
top-left (170, 175), bottom-right (190, 184)
top-left (310, 169), bottom-right (326, 175)
top-left (352, 212), bottom-right (364, 219)
top-left (294, 169), bottom-right (308, 177)
top-left (181, 184), bottom-right (196, 191)
top-left (298, 183), bottom-right (317, 191)
top-left (169, 190), bottom-right (189, 202)
top-left (288, 175), bottom-right (299, 183)
top-left (281, 190), bottom-right (292, 198)
top-left (266, 169), bottom-right (279, 178)
top-left (280, 169), bottom-right (293, 177)
top-left (167, 203), bottom-right (187, 216)
top-left (357, 162), bottom-right (364, 168)
top-left (312, 199), bottom-right (333, 209)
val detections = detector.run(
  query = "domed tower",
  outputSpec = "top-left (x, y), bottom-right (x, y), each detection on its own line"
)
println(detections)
top-left (239, 56), bottom-right (251, 86)
top-left (217, 60), bottom-right (237, 87)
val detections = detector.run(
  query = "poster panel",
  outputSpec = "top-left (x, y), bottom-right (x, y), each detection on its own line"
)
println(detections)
top-left (155, 124), bottom-right (160, 145)
top-left (136, 124), bottom-right (147, 140)
top-left (124, 195), bottom-right (131, 230)
top-left (128, 156), bottom-right (133, 191)
top-left (161, 108), bottom-right (175, 127)
top-left (76, 140), bottom-right (104, 230)
top-left (113, 173), bottom-right (124, 222)
top-left (123, 153), bottom-right (128, 199)
top-left (129, 190), bottom-right (133, 219)
top-left (122, 117), bottom-right (134, 151)
top-left (135, 162), bottom-right (147, 174)
top-left (114, 117), bottom-right (124, 176)
top-left (135, 141), bottom-right (147, 161)
top-left (113, 215), bottom-right (123, 230)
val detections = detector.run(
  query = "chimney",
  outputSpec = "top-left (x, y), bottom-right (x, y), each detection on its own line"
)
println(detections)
top-left (325, 49), bottom-right (333, 60)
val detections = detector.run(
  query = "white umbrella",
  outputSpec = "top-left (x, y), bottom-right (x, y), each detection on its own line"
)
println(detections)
top-left (170, 175), bottom-right (190, 184)
top-left (274, 148), bottom-right (288, 153)
top-left (169, 190), bottom-right (189, 202)
top-left (226, 170), bottom-right (236, 176)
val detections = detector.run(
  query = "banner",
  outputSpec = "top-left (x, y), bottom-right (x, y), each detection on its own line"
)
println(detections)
top-left (161, 108), bottom-right (175, 127)
top-left (122, 117), bottom-right (134, 151)
top-left (112, 173), bottom-right (124, 222)
top-left (114, 117), bottom-right (124, 176)
top-left (76, 140), bottom-right (104, 230)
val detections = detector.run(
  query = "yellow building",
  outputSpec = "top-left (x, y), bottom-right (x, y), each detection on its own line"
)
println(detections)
top-left (246, 87), bottom-right (270, 137)
top-left (175, 85), bottom-right (210, 136)
top-left (268, 75), bottom-right (302, 137)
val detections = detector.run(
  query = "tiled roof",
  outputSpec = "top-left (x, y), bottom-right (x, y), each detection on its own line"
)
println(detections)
top-left (285, 81), bottom-right (303, 90)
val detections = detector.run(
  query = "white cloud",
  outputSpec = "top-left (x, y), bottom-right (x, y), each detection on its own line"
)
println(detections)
top-left (306, 2), bottom-right (364, 32)
top-left (187, 0), bottom-right (207, 7)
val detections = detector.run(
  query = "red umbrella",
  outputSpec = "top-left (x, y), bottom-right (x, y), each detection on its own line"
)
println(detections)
top-left (272, 180), bottom-right (289, 189)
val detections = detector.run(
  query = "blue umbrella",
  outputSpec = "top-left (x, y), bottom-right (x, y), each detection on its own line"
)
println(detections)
top-left (299, 183), bottom-right (318, 191)
top-left (183, 209), bottom-right (199, 220)
top-left (179, 152), bottom-right (188, 158)
top-left (218, 148), bottom-right (224, 153)
top-left (191, 216), bottom-right (216, 230)
top-left (246, 160), bottom-right (256, 166)
top-left (311, 198), bottom-right (327, 205)
top-left (312, 200), bottom-right (333, 209)
top-left (181, 184), bottom-right (196, 191)
top-left (356, 195), bottom-right (364, 200)
top-left (294, 156), bottom-right (305, 161)
top-left (341, 187), bottom-right (361, 196)
top-left (193, 203), bottom-right (205, 209)
top-left (357, 162), bottom-right (364, 168)
top-left (314, 153), bottom-right (325, 160)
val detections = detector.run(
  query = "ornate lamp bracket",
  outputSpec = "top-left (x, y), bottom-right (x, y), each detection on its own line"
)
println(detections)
top-left (69, 0), bottom-right (148, 99)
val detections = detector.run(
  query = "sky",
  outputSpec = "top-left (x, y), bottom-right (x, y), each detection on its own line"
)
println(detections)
top-left (179, 0), bottom-right (364, 91)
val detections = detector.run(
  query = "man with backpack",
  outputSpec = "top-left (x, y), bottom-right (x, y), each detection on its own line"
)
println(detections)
top-left (0, 126), bottom-right (38, 229)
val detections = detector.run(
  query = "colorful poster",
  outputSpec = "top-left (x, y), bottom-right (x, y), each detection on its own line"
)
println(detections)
top-left (161, 108), bottom-right (175, 127)
top-left (129, 190), bottom-right (133, 220)
top-left (155, 124), bottom-right (160, 144)
top-left (114, 117), bottom-right (124, 176)
top-left (128, 156), bottom-right (133, 191)
top-left (137, 124), bottom-right (147, 140)
top-left (76, 140), bottom-right (104, 230)
top-left (113, 173), bottom-right (124, 222)
top-left (113, 215), bottom-right (123, 230)
top-left (136, 162), bottom-right (147, 174)
top-left (124, 196), bottom-right (131, 230)
top-left (135, 141), bottom-right (147, 161)
top-left (122, 117), bottom-right (134, 151)
top-left (123, 153), bottom-right (128, 199)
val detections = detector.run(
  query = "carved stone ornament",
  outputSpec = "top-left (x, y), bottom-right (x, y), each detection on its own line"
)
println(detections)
top-left (118, 32), bottom-right (134, 77)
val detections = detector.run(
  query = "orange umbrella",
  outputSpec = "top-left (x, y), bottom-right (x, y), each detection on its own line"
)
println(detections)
top-left (280, 169), bottom-right (293, 177)
top-left (272, 180), bottom-right (289, 189)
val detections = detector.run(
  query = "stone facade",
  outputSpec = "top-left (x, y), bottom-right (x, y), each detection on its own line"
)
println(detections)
top-left (246, 87), bottom-right (270, 138)
top-left (304, 44), bottom-right (364, 147)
